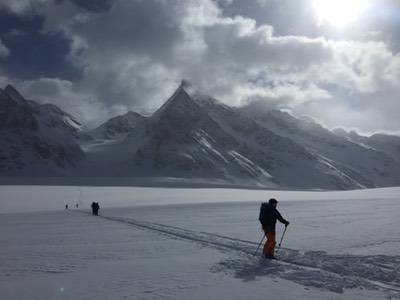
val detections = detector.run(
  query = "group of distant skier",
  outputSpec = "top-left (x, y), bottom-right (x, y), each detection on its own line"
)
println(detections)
top-left (91, 202), bottom-right (100, 215)
top-left (64, 196), bottom-right (287, 259)
top-left (65, 203), bottom-right (80, 210)
top-left (64, 201), bottom-right (101, 216)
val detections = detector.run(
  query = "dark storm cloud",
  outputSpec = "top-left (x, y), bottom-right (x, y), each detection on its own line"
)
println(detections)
top-left (0, 39), bottom-right (9, 58)
top-left (0, 8), bottom-right (81, 80)
top-left (69, 0), bottom-right (183, 62)
top-left (59, 0), bottom-right (190, 110)
top-left (68, 0), bottom-right (114, 12)
top-left (0, 9), bottom-right (43, 35)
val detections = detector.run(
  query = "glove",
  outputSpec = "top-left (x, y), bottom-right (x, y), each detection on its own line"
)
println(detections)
top-left (285, 221), bottom-right (290, 227)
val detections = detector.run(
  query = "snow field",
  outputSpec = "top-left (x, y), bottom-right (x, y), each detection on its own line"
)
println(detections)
top-left (0, 186), bottom-right (400, 299)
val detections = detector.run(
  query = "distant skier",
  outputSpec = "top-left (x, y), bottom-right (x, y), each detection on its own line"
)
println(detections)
top-left (258, 198), bottom-right (289, 259)
top-left (75, 203), bottom-right (79, 208)
top-left (91, 202), bottom-right (100, 216)
top-left (65, 204), bottom-right (68, 210)
top-left (94, 202), bottom-right (100, 215)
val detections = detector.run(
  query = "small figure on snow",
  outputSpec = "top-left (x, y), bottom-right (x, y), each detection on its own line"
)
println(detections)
top-left (91, 202), bottom-right (100, 216)
top-left (258, 198), bottom-right (289, 259)
top-left (75, 203), bottom-right (79, 208)
top-left (65, 204), bottom-right (68, 210)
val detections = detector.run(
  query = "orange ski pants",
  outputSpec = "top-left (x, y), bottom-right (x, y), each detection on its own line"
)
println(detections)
top-left (262, 229), bottom-right (276, 256)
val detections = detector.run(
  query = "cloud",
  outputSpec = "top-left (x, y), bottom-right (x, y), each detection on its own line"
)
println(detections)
top-left (232, 83), bottom-right (333, 108)
top-left (0, 0), bottom-right (399, 133)
top-left (0, 0), bottom-right (51, 14)
top-left (308, 40), bottom-right (400, 92)
top-left (0, 4), bottom-right (82, 80)
top-left (13, 77), bottom-right (125, 128)
top-left (201, 17), bottom-right (333, 70)
top-left (56, 0), bottom-right (335, 115)
top-left (68, 0), bottom-right (113, 12)
top-left (0, 38), bottom-right (10, 58)
top-left (64, 0), bottom-right (334, 104)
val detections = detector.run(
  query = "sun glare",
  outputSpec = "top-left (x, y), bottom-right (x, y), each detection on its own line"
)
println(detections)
top-left (313, 0), bottom-right (369, 27)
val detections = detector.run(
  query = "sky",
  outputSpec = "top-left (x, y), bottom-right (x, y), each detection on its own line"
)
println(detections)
top-left (0, 0), bottom-right (399, 134)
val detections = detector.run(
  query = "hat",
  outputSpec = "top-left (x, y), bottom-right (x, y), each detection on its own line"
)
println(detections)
top-left (268, 198), bottom-right (278, 204)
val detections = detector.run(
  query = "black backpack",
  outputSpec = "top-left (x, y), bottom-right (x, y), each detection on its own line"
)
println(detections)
top-left (258, 202), bottom-right (268, 224)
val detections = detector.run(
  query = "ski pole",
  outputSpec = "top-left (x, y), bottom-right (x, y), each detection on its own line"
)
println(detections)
top-left (253, 234), bottom-right (266, 256)
top-left (278, 226), bottom-right (288, 248)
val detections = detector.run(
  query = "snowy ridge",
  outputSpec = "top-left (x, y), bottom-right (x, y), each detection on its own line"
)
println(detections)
top-left (128, 81), bottom-right (280, 187)
top-left (1, 82), bottom-right (400, 189)
top-left (0, 85), bottom-right (84, 174)
top-left (128, 82), bottom-right (378, 189)
top-left (88, 111), bottom-right (146, 139)
top-left (335, 129), bottom-right (400, 164)
top-left (4, 84), bottom-right (26, 105)
top-left (239, 103), bottom-right (400, 188)
top-left (35, 103), bottom-right (83, 133)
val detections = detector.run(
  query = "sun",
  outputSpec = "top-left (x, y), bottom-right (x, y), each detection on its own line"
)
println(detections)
top-left (313, 0), bottom-right (369, 27)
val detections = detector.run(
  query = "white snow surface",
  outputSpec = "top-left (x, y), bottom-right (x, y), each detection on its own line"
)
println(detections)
top-left (1, 186), bottom-right (400, 299)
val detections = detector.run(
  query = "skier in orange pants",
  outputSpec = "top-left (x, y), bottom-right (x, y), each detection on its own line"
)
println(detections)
top-left (259, 198), bottom-right (289, 259)
top-left (263, 231), bottom-right (276, 258)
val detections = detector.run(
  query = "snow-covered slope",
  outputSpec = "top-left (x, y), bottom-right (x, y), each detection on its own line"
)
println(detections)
top-left (5, 85), bottom-right (83, 134)
top-left (88, 111), bottom-right (146, 140)
top-left (239, 102), bottom-right (400, 188)
top-left (130, 82), bottom-right (276, 186)
top-left (0, 85), bottom-right (85, 175)
top-left (126, 82), bottom-right (369, 189)
top-left (334, 129), bottom-right (400, 164)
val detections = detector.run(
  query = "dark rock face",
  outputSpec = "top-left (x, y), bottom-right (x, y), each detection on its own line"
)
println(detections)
top-left (0, 85), bottom-right (85, 174)
top-left (0, 88), bottom-right (39, 130)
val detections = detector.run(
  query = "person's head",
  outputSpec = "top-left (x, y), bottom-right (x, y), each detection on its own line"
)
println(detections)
top-left (268, 198), bottom-right (278, 208)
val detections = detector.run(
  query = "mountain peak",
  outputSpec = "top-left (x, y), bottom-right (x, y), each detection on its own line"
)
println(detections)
top-left (180, 79), bottom-right (192, 89)
top-left (5, 84), bottom-right (18, 92)
top-left (88, 110), bottom-right (146, 139)
top-left (179, 79), bottom-right (201, 99)
top-left (123, 111), bottom-right (143, 119)
top-left (152, 81), bottom-right (197, 118)
top-left (4, 84), bottom-right (26, 105)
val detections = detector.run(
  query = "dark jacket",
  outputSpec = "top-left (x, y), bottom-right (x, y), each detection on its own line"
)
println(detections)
top-left (259, 203), bottom-right (289, 232)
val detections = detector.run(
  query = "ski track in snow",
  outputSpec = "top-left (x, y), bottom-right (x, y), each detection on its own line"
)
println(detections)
top-left (84, 211), bottom-right (400, 297)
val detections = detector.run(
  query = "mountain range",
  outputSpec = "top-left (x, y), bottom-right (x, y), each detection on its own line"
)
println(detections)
top-left (1, 81), bottom-right (400, 190)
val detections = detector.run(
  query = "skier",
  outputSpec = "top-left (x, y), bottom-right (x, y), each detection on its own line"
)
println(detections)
top-left (91, 202), bottom-right (100, 216)
top-left (94, 202), bottom-right (100, 215)
top-left (91, 202), bottom-right (96, 215)
top-left (258, 198), bottom-right (289, 259)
